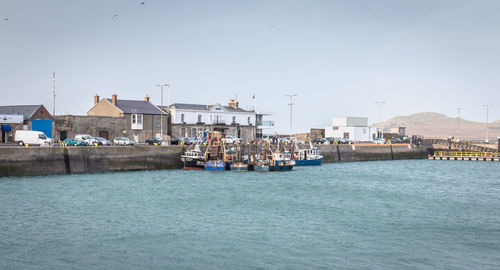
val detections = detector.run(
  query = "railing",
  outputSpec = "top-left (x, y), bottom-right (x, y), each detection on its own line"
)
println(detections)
top-left (258, 121), bottom-right (275, 127)
top-left (434, 151), bottom-right (499, 158)
top-left (423, 139), bottom-right (495, 153)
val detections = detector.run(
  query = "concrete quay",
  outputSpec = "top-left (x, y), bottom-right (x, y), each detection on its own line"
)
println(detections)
top-left (0, 144), bottom-right (428, 177)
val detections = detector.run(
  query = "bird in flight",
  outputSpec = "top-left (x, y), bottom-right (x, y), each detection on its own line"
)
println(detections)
top-left (3, 18), bottom-right (8, 22)
top-left (140, 1), bottom-right (145, 5)
top-left (113, 14), bottom-right (119, 18)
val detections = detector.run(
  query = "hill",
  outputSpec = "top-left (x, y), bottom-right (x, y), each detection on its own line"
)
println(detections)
top-left (373, 112), bottom-right (500, 139)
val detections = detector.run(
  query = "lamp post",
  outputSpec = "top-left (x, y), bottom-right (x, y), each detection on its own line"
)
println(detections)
top-left (483, 104), bottom-right (493, 142)
top-left (286, 94), bottom-right (297, 137)
top-left (375, 101), bottom-right (386, 123)
top-left (156, 84), bottom-right (169, 137)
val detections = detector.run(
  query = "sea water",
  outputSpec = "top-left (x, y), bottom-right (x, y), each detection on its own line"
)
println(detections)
top-left (1, 160), bottom-right (499, 269)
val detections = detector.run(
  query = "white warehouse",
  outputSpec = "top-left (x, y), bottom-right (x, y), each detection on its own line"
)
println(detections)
top-left (325, 116), bottom-right (381, 142)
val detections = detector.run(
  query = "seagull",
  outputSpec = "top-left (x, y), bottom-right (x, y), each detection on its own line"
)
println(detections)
top-left (3, 18), bottom-right (8, 22)
top-left (268, 25), bottom-right (274, 29)
top-left (140, 1), bottom-right (145, 5)
top-left (113, 14), bottom-right (119, 18)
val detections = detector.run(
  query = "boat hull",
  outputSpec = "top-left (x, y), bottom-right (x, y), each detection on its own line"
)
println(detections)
top-left (254, 164), bottom-right (269, 172)
top-left (205, 160), bottom-right (226, 171)
top-left (182, 158), bottom-right (205, 170)
top-left (269, 165), bottom-right (293, 171)
top-left (230, 163), bottom-right (248, 171)
top-left (294, 157), bottom-right (323, 166)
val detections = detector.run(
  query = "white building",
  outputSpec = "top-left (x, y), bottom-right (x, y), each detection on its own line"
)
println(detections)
top-left (255, 111), bottom-right (276, 138)
top-left (325, 116), bottom-right (381, 142)
top-left (166, 99), bottom-right (259, 140)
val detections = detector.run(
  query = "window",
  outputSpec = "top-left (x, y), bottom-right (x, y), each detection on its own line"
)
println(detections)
top-left (198, 115), bottom-right (202, 123)
top-left (248, 117), bottom-right (251, 125)
top-left (132, 114), bottom-right (142, 124)
top-left (181, 114), bottom-right (185, 123)
top-left (191, 128), bottom-right (196, 137)
top-left (38, 134), bottom-right (46, 139)
top-left (181, 127), bottom-right (185, 137)
top-left (156, 116), bottom-right (161, 127)
top-left (332, 126), bottom-right (339, 131)
top-left (232, 116), bottom-right (236, 123)
top-left (363, 129), bottom-right (366, 134)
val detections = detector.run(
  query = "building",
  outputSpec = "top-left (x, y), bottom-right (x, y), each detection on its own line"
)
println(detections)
top-left (325, 116), bottom-right (381, 141)
top-left (0, 105), bottom-right (54, 143)
top-left (165, 98), bottom-right (257, 141)
top-left (255, 111), bottom-right (275, 139)
top-left (86, 94), bottom-right (167, 142)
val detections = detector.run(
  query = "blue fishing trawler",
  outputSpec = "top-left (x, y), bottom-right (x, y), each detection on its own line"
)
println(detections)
top-left (294, 147), bottom-right (323, 166)
top-left (269, 151), bottom-right (294, 171)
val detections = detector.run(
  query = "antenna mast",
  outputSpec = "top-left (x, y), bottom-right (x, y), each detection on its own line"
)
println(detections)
top-left (52, 72), bottom-right (56, 116)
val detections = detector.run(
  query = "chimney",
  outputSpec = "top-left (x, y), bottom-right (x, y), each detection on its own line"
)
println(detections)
top-left (228, 98), bottom-right (239, 109)
top-left (144, 95), bottom-right (150, 102)
top-left (94, 94), bottom-right (100, 105)
top-left (112, 94), bottom-right (117, 106)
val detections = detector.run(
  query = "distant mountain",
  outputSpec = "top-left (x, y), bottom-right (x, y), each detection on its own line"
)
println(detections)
top-left (373, 112), bottom-right (500, 139)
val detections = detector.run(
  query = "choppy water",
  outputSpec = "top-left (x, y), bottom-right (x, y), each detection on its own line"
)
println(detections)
top-left (1, 160), bottom-right (499, 269)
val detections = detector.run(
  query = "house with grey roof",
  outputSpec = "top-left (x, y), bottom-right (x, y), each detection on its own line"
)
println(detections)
top-left (85, 94), bottom-right (168, 142)
top-left (0, 104), bottom-right (54, 143)
top-left (163, 98), bottom-right (257, 141)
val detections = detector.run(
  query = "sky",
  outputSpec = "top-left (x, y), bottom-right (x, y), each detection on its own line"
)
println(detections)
top-left (1, 0), bottom-right (499, 133)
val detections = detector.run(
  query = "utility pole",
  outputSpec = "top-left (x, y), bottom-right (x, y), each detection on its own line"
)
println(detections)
top-left (457, 107), bottom-right (461, 130)
top-left (375, 101), bottom-right (386, 123)
top-left (483, 104), bottom-right (493, 142)
top-left (286, 94), bottom-right (297, 136)
top-left (156, 84), bottom-right (169, 137)
top-left (52, 72), bottom-right (56, 116)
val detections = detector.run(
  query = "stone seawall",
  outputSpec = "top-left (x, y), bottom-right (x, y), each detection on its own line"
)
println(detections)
top-left (0, 146), bottom-right (184, 177)
top-left (0, 144), bottom-right (427, 177)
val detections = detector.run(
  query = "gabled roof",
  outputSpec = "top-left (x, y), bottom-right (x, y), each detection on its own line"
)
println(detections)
top-left (0, 105), bottom-right (44, 120)
top-left (167, 103), bottom-right (253, 112)
top-left (106, 99), bottom-right (166, 115)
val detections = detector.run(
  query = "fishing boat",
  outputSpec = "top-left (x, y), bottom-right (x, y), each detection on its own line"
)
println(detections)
top-left (292, 141), bottom-right (323, 166)
top-left (204, 131), bottom-right (226, 171)
top-left (269, 151), bottom-right (294, 171)
top-left (181, 144), bottom-right (205, 170)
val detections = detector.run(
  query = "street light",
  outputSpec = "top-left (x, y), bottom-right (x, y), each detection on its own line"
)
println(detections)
top-left (483, 104), bottom-right (493, 142)
top-left (156, 84), bottom-right (169, 136)
top-left (375, 101), bottom-right (387, 123)
top-left (286, 94), bottom-right (297, 136)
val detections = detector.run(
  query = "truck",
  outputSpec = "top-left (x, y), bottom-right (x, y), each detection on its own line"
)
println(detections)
top-left (15, 130), bottom-right (52, 146)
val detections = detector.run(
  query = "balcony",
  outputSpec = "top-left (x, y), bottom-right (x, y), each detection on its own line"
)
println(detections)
top-left (258, 120), bottom-right (274, 127)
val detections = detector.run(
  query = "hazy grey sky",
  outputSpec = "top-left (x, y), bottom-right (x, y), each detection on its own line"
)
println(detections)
top-left (1, 0), bottom-right (499, 133)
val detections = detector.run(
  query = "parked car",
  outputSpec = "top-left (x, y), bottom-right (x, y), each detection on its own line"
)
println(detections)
top-left (145, 137), bottom-right (162, 145)
top-left (372, 138), bottom-right (385, 144)
top-left (75, 134), bottom-right (98, 145)
top-left (314, 138), bottom-right (327, 144)
top-left (94, 137), bottom-right (112, 146)
top-left (113, 137), bottom-right (135, 146)
top-left (64, 137), bottom-right (89, 146)
top-left (15, 130), bottom-right (52, 146)
top-left (170, 137), bottom-right (181, 145)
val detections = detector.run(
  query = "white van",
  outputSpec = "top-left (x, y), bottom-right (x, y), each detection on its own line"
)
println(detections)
top-left (75, 134), bottom-right (98, 145)
top-left (15, 130), bottom-right (52, 146)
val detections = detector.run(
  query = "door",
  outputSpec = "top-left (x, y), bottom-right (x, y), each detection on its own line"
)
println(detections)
top-left (98, 130), bottom-right (109, 139)
top-left (343, 132), bottom-right (349, 139)
top-left (60, 131), bottom-right (67, 142)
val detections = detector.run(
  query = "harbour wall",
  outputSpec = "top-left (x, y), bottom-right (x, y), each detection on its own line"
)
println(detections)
top-left (0, 144), bottom-right (427, 177)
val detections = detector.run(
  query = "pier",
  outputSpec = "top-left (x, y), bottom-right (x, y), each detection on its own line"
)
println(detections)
top-left (429, 151), bottom-right (500, 161)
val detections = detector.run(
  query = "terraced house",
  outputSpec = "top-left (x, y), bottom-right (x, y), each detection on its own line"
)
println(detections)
top-left (84, 94), bottom-right (168, 142)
